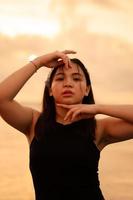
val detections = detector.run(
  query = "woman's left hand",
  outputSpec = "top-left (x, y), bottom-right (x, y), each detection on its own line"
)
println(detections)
top-left (57, 104), bottom-right (98, 122)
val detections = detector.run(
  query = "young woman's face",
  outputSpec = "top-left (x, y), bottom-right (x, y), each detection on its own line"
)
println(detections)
top-left (50, 62), bottom-right (90, 105)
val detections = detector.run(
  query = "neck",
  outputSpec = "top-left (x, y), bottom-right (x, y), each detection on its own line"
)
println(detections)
top-left (55, 105), bottom-right (70, 125)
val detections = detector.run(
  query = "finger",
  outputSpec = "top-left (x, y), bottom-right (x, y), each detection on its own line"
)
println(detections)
top-left (64, 107), bottom-right (79, 121)
top-left (55, 51), bottom-right (68, 65)
top-left (71, 112), bottom-right (91, 122)
top-left (56, 60), bottom-right (64, 67)
top-left (62, 50), bottom-right (77, 54)
top-left (56, 104), bottom-right (73, 109)
top-left (64, 110), bottom-right (73, 121)
top-left (71, 109), bottom-right (82, 121)
top-left (63, 56), bottom-right (69, 69)
top-left (58, 51), bottom-right (76, 69)
top-left (68, 59), bottom-right (73, 68)
top-left (64, 56), bottom-right (72, 69)
top-left (58, 53), bottom-right (69, 69)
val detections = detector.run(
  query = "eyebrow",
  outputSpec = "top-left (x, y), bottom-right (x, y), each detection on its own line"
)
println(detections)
top-left (55, 72), bottom-right (83, 76)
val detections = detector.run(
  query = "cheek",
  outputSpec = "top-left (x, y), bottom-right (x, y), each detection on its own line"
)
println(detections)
top-left (50, 83), bottom-right (62, 97)
top-left (51, 86), bottom-right (63, 103)
top-left (77, 83), bottom-right (87, 95)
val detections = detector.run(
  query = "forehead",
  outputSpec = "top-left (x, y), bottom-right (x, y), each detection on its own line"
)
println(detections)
top-left (55, 62), bottom-right (84, 76)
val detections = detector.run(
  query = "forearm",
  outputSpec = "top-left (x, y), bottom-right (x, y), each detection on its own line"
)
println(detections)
top-left (0, 58), bottom-right (42, 103)
top-left (97, 104), bottom-right (133, 123)
top-left (0, 49), bottom-right (75, 103)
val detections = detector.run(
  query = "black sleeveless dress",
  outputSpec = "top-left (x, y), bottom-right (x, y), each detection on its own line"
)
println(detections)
top-left (30, 119), bottom-right (105, 200)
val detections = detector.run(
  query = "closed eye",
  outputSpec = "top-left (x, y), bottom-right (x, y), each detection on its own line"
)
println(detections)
top-left (73, 77), bottom-right (81, 81)
top-left (55, 76), bottom-right (64, 81)
top-left (73, 75), bottom-right (83, 81)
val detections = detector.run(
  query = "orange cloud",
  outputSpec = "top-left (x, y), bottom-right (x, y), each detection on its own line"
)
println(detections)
top-left (0, 31), bottom-right (133, 104)
top-left (0, 1), bottom-right (133, 103)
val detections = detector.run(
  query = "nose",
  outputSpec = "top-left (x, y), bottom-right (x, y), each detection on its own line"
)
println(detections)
top-left (63, 78), bottom-right (73, 87)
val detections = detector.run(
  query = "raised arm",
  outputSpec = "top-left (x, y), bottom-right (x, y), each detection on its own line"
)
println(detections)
top-left (0, 61), bottom-right (39, 135)
top-left (97, 104), bottom-right (133, 123)
top-left (0, 50), bottom-right (76, 136)
top-left (57, 103), bottom-right (133, 123)
top-left (96, 104), bottom-right (133, 145)
top-left (57, 103), bottom-right (133, 147)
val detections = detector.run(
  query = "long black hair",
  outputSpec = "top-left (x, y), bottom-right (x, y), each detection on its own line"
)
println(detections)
top-left (35, 58), bottom-right (96, 139)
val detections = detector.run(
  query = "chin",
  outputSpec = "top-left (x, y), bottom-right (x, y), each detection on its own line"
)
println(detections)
top-left (58, 99), bottom-right (82, 105)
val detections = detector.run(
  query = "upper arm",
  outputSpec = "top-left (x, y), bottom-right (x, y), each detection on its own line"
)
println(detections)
top-left (99, 117), bottom-right (133, 146)
top-left (0, 100), bottom-right (38, 136)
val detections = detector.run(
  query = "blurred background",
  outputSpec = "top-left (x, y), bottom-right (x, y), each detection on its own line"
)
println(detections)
top-left (0, 0), bottom-right (133, 199)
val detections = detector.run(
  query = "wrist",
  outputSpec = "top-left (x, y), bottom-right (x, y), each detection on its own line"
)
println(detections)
top-left (31, 56), bottom-right (43, 70)
top-left (30, 60), bottom-right (39, 72)
top-left (95, 104), bottom-right (102, 115)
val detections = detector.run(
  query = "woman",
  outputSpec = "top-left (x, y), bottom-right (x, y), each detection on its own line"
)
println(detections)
top-left (0, 50), bottom-right (133, 200)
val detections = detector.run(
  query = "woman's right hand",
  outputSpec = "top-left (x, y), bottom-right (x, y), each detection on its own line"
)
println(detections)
top-left (33, 50), bottom-right (76, 69)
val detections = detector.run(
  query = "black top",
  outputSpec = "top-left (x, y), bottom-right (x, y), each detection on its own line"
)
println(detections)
top-left (30, 119), bottom-right (104, 200)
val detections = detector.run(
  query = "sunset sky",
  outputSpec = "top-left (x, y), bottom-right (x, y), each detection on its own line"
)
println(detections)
top-left (0, 0), bottom-right (133, 105)
top-left (1, 2), bottom-right (133, 199)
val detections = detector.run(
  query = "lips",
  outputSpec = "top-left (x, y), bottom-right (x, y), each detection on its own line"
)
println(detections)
top-left (62, 90), bottom-right (74, 96)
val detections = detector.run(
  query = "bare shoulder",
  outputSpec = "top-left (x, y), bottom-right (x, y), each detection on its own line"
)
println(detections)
top-left (26, 109), bottom-right (41, 144)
